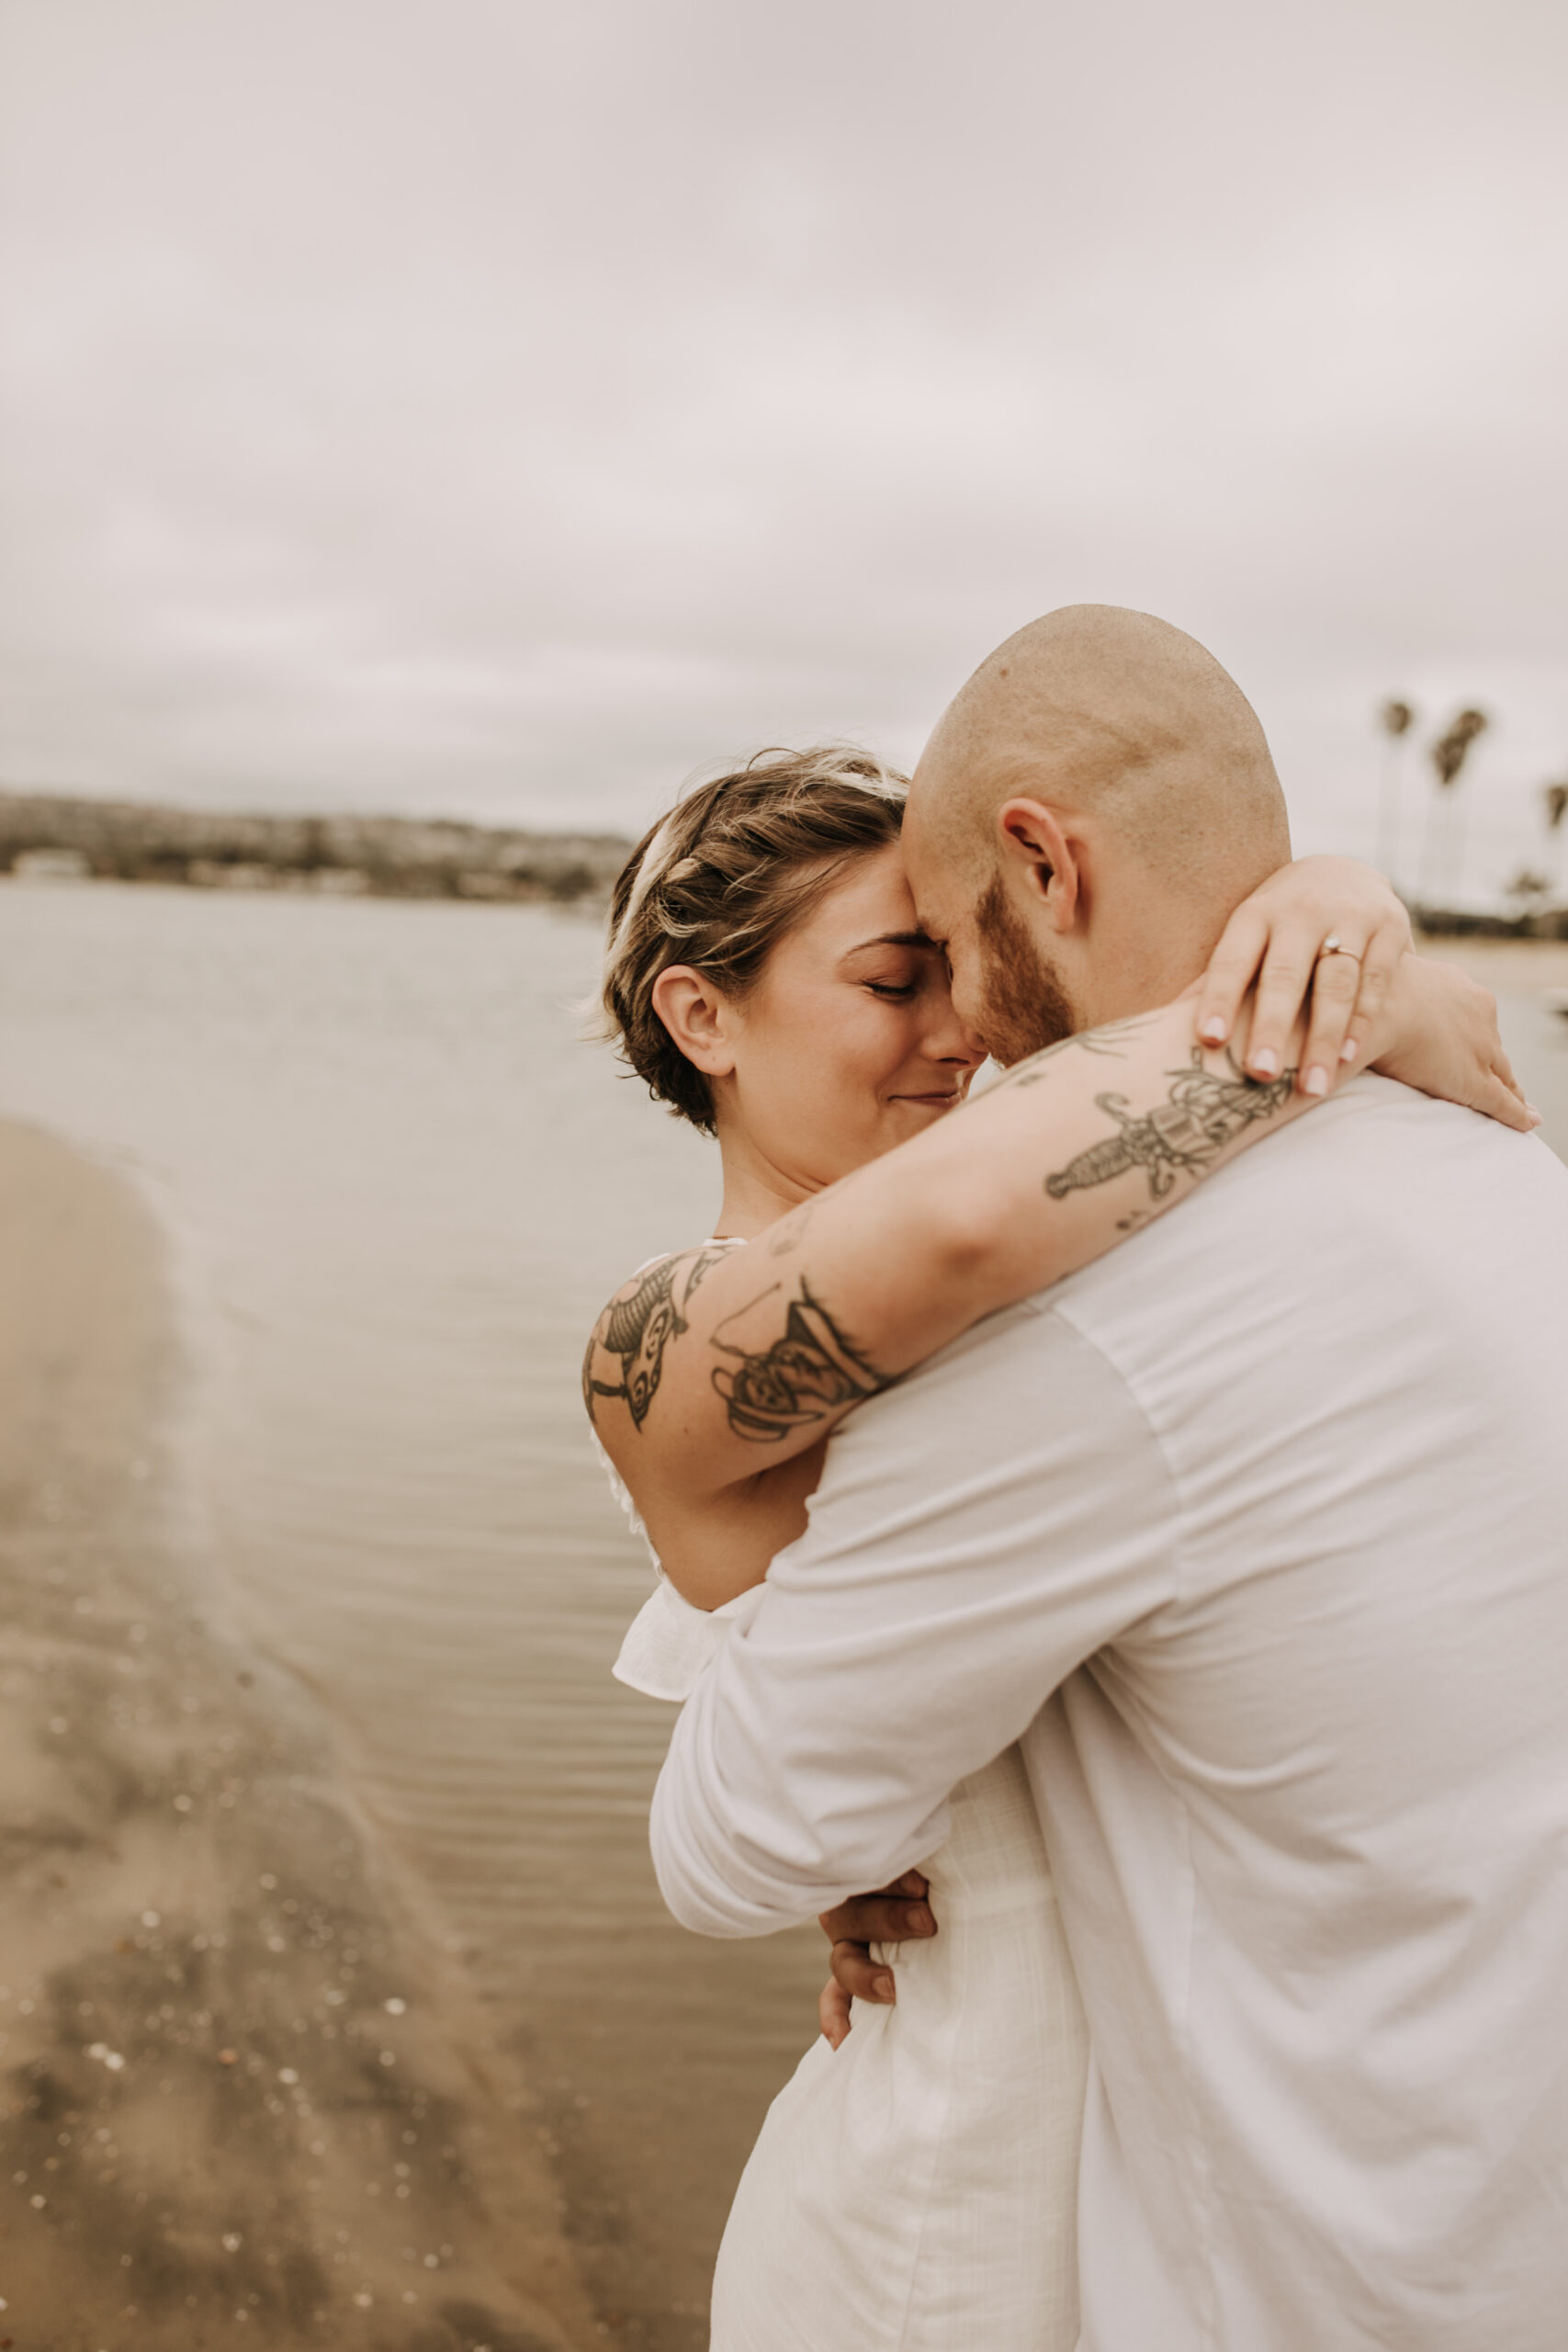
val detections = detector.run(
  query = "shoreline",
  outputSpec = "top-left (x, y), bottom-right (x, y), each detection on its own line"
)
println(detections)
top-left (1417, 933), bottom-right (1568, 990)
top-left (0, 791), bottom-right (628, 909)
top-left (0, 1119), bottom-right (600, 2351)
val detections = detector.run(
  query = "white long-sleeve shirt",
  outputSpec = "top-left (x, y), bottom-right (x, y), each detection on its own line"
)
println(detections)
top-left (651, 1076), bottom-right (1568, 2351)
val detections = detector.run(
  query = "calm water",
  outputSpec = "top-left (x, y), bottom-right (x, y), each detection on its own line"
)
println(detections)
top-left (3, 880), bottom-right (1565, 2342)
top-left (0, 879), bottom-right (829, 2345)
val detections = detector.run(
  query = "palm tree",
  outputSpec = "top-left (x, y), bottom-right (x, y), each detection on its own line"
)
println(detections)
top-left (1542, 780), bottom-right (1568, 902)
top-left (1505, 866), bottom-right (1553, 920)
top-left (1418, 707), bottom-right (1489, 912)
top-left (1376, 699), bottom-right (1416, 889)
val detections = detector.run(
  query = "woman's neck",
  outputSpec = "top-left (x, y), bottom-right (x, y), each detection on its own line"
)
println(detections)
top-left (710, 1123), bottom-right (822, 1241)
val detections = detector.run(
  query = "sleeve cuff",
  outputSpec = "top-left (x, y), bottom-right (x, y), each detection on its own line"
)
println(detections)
top-left (612, 1580), bottom-right (768, 1703)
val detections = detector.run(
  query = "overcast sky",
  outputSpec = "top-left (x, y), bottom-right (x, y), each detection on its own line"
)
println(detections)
top-left (2, 0), bottom-right (1565, 899)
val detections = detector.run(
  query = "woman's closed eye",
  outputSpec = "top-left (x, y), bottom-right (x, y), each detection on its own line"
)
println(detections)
top-left (864, 979), bottom-right (918, 1001)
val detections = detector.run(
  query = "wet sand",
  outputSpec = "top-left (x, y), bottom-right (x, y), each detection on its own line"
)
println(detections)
top-left (0, 1119), bottom-right (600, 2352)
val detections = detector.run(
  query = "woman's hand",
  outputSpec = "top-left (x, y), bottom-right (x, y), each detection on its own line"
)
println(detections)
top-left (1195, 852), bottom-right (1536, 1132)
top-left (1362, 956), bottom-right (1537, 1132)
top-left (1195, 855), bottom-right (1414, 1097)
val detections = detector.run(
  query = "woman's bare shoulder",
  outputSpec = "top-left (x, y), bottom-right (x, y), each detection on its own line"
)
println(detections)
top-left (581, 1239), bottom-right (743, 1442)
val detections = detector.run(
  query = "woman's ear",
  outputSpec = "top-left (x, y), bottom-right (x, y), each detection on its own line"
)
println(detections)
top-left (650, 965), bottom-right (739, 1078)
top-left (996, 797), bottom-right (1081, 933)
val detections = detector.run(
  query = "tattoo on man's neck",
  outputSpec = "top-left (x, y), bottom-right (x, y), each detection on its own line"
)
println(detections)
top-left (1043, 1047), bottom-right (1297, 1206)
top-left (709, 1278), bottom-right (887, 1443)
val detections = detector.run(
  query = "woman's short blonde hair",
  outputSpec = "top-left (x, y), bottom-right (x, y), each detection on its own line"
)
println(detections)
top-left (599, 745), bottom-right (908, 1134)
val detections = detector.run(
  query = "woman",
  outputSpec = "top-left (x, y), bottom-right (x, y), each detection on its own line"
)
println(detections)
top-left (584, 747), bottom-right (1527, 2351)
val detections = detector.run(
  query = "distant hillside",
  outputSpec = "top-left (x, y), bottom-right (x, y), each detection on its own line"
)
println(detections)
top-left (0, 790), bottom-right (632, 905)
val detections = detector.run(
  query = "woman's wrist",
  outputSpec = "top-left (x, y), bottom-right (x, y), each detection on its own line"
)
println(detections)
top-left (1361, 949), bottom-right (1421, 1074)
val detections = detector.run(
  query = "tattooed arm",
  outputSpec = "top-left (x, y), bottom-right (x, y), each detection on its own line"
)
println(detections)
top-left (584, 956), bottom-right (1526, 1611)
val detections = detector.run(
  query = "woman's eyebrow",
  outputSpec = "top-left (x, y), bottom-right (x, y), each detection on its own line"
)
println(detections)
top-left (841, 929), bottom-right (940, 956)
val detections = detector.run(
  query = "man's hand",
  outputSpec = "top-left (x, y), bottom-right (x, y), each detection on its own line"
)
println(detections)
top-left (816, 1871), bottom-right (938, 2051)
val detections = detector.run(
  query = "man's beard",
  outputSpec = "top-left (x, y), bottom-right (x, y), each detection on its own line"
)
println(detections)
top-left (973, 875), bottom-right (1080, 1065)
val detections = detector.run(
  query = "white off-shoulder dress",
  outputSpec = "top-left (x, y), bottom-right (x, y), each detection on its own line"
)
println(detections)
top-left (603, 1427), bottom-right (1089, 2351)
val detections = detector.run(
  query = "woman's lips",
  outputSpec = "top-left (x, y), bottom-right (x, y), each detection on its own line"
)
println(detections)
top-left (892, 1091), bottom-right (962, 1107)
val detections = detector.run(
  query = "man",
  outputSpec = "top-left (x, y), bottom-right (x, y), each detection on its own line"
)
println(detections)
top-left (650, 607), bottom-right (1568, 2347)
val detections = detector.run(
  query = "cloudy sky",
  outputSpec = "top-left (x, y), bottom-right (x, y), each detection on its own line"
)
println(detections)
top-left (2, 0), bottom-right (1565, 899)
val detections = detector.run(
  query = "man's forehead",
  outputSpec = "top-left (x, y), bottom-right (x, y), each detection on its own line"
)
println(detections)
top-left (901, 806), bottom-right (968, 927)
top-left (907, 881), bottom-right (969, 950)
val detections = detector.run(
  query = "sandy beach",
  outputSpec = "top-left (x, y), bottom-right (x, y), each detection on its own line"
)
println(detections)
top-left (0, 1118), bottom-right (600, 2352)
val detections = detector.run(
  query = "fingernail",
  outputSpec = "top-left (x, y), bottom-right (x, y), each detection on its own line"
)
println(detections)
top-left (1528, 1104), bottom-right (1543, 1127)
top-left (1250, 1048), bottom-right (1280, 1080)
top-left (1198, 1016), bottom-right (1226, 1045)
top-left (909, 1905), bottom-right (934, 1936)
top-left (874, 1973), bottom-right (896, 2002)
top-left (1303, 1067), bottom-right (1329, 1098)
top-left (1339, 1038), bottom-right (1359, 1064)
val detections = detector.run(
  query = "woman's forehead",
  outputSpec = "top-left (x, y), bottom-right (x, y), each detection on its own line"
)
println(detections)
top-left (811, 842), bottom-right (924, 941)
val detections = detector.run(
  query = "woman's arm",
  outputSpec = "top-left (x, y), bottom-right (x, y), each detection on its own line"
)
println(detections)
top-left (588, 995), bottom-right (1312, 1610)
top-left (586, 946), bottom-right (1529, 1611)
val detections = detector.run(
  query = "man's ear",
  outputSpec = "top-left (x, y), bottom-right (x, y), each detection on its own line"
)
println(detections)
top-left (996, 798), bottom-right (1081, 933)
top-left (649, 965), bottom-right (739, 1078)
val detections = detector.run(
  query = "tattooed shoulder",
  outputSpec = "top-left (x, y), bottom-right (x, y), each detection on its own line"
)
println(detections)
top-left (581, 1242), bottom-right (734, 1433)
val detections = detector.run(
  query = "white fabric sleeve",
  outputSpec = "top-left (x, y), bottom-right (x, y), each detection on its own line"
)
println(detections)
top-left (613, 1581), bottom-right (767, 1703)
top-left (649, 1299), bottom-right (1178, 1938)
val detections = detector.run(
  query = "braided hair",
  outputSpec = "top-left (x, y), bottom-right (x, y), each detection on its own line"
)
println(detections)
top-left (599, 746), bottom-right (908, 1134)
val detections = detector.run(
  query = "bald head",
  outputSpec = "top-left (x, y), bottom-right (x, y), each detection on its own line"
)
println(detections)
top-left (915, 604), bottom-right (1288, 905)
top-left (905, 606), bottom-right (1292, 1049)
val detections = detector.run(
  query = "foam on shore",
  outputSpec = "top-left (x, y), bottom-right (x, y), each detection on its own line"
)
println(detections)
top-left (0, 1118), bottom-right (599, 2351)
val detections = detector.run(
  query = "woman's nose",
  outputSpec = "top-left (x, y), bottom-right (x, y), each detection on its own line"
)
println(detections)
top-left (926, 1009), bottom-right (987, 1069)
